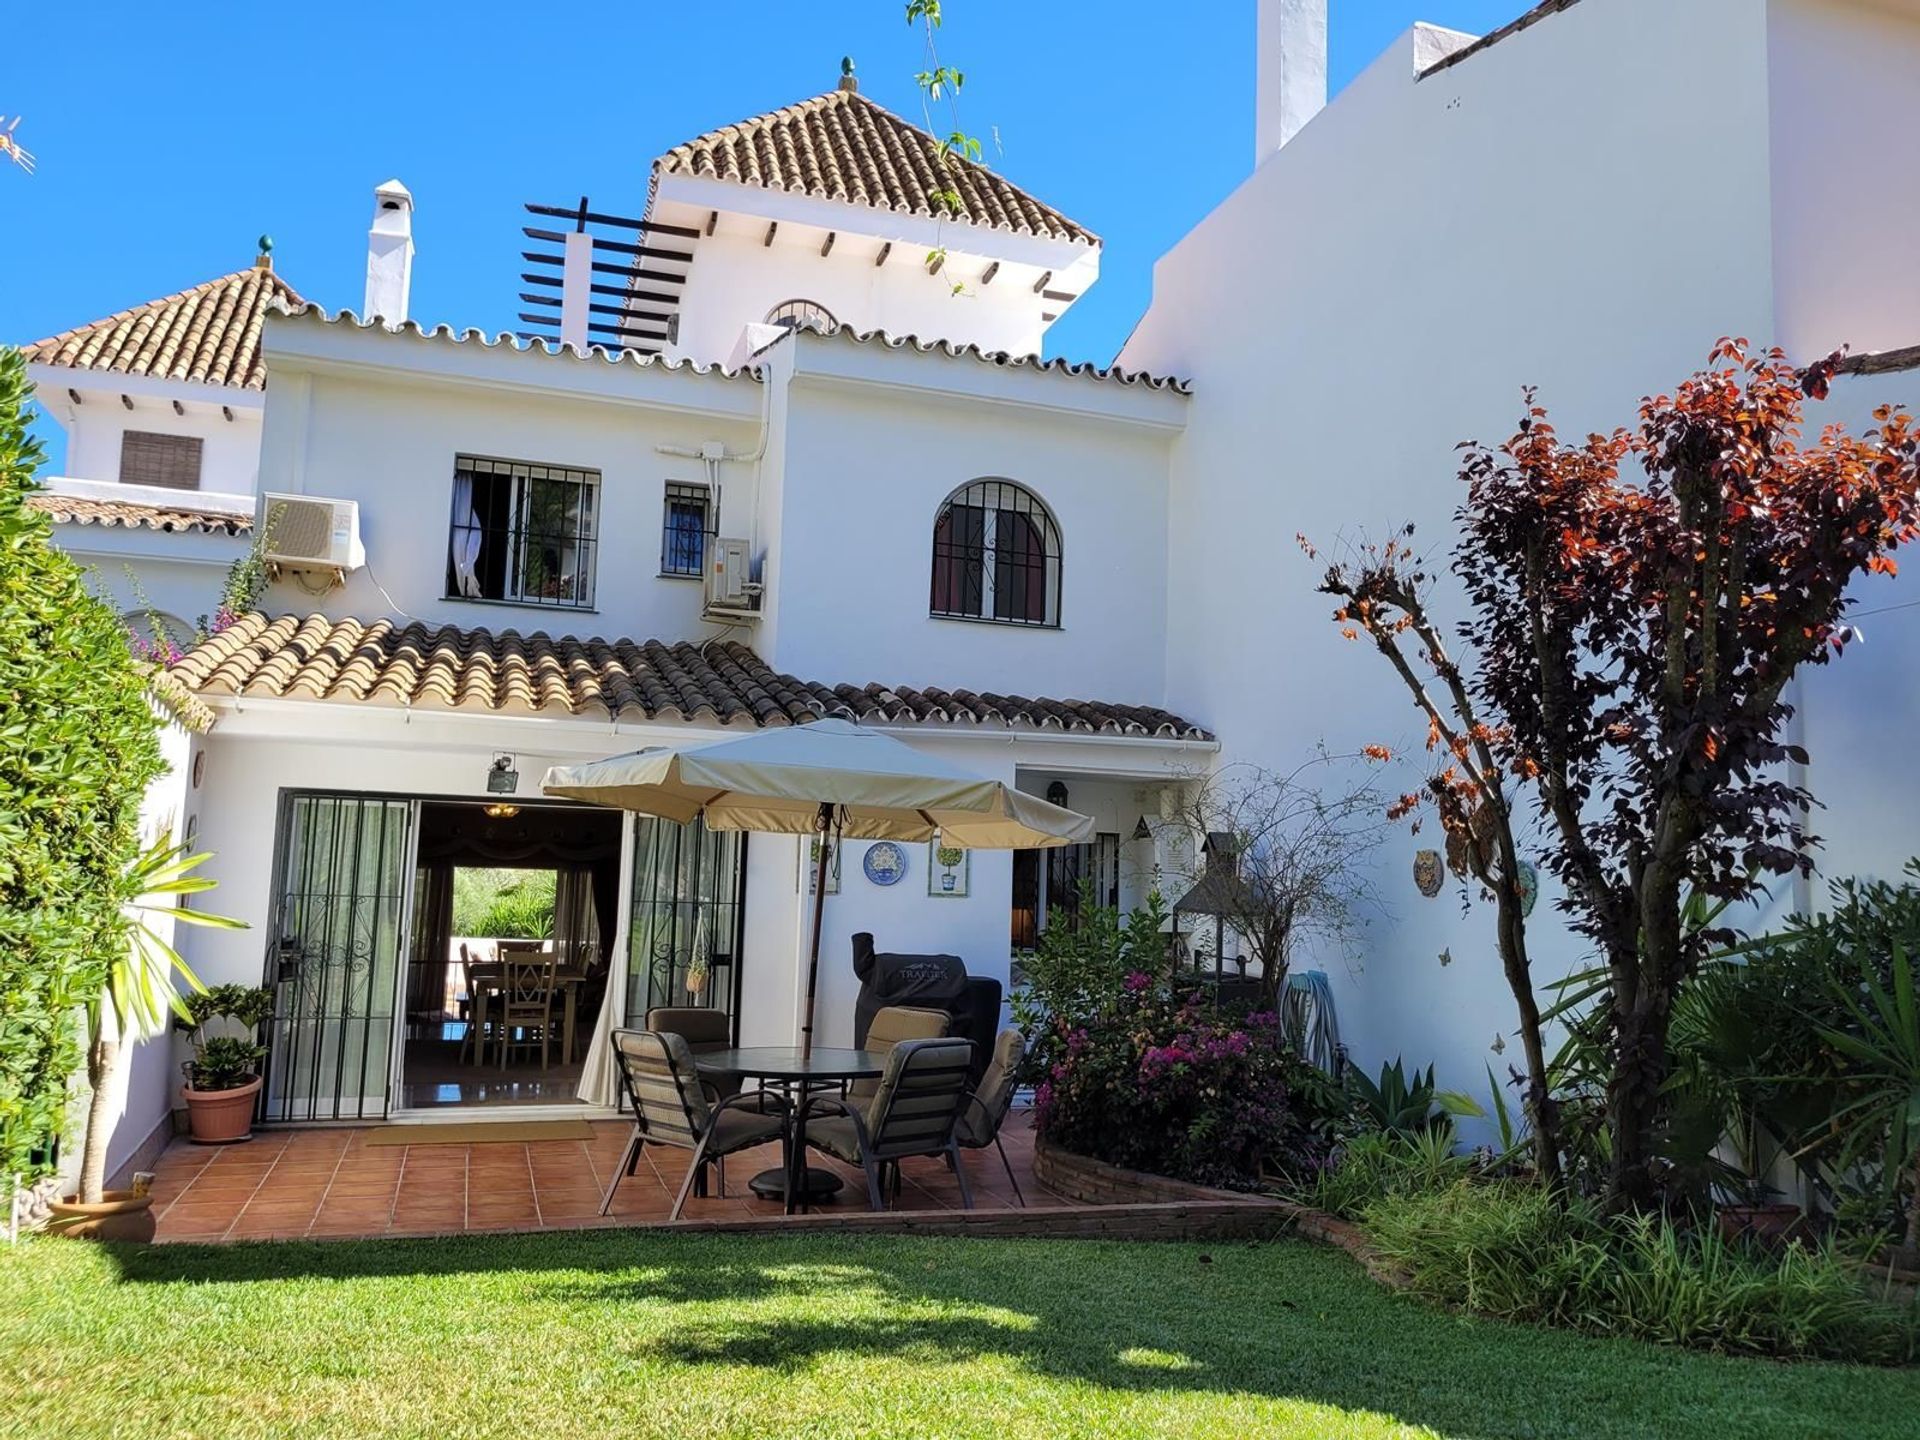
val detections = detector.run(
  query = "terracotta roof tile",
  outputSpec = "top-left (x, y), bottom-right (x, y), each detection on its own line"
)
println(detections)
top-left (658, 88), bottom-right (1097, 245)
top-left (23, 265), bottom-right (305, 391)
top-left (25, 491), bottom-right (252, 536)
top-left (171, 613), bottom-right (1212, 740)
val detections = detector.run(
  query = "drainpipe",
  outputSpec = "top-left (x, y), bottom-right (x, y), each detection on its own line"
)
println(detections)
top-left (654, 347), bottom-right (778, 550)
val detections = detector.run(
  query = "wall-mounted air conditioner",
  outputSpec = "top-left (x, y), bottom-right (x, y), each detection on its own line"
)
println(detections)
top-left (703, 536), bottom-right (761, 619)
top-left (260, 493), bottom-right (365, 573)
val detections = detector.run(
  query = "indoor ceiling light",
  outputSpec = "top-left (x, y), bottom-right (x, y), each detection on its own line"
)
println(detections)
top-left (483, 803), bottom-right (520, 819)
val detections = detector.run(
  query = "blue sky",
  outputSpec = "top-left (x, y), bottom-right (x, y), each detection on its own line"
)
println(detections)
top-left (1, 1), bottom-right (1521, 397)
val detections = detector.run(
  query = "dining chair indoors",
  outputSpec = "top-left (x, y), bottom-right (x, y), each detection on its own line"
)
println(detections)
top-left (496, 954), bottom-right (558, 1070)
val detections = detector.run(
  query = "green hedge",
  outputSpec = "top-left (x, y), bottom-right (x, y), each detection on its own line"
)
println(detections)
top-left (0, 348), bottom-right (165, 1180)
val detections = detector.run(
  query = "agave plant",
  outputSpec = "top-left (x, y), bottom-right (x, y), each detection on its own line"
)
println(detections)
top-left (1348, 1057), bottom-right (1442, 1135)
top-left (1817, 940), bottom-right (1920, 1254)
top-left (74, 840), bottom-right (246, 1204)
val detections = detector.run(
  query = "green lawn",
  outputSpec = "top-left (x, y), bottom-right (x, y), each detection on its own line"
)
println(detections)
top-left (3, 1231), bottom-right (1915, 1440)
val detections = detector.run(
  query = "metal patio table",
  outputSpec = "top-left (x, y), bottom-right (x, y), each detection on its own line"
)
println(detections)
top-left (695, 1046), bottom-right (885, 1214)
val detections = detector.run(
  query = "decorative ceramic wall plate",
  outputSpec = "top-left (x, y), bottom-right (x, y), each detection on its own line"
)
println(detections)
top-left (1414, 848), bottom-right (1444, 898)
top-left (863, 841), bottom-right (908, 886)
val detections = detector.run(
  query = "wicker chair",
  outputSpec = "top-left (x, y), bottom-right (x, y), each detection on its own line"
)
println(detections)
top-left (600, 1029), bottom-right (787, 1219)
top-left (802, 1037), bottom-right (977, 1211)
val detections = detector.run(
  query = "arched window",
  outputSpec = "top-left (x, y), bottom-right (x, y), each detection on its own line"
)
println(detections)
top-left (930, 480), bottom-right (1061, 627)
top-left (764, 298), bottom-right (838, 334)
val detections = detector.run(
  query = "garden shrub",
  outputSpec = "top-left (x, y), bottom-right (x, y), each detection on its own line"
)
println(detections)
top-left (455, 869), bottom-right (557, 939)
top-left (1033, 972), bottom-right (1318, 1190)
top-left (0, 348), bottom-right (165, 1181)
top-left (1365, 1182), bottom-right (1920, 1364)
top-left (1300, 1125), bottom-right (1474, 1219)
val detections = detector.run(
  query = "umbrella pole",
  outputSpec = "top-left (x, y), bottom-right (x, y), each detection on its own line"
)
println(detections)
top-left (800, 802), bottom-right (834, 1062)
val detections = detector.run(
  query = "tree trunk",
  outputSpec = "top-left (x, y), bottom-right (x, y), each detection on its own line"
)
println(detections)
top-left (1608, 844), bottom-right (1687, 1211)
top-left (78, 1030), bottom-right (118, 1206)
top-left (1905, 1151), bottom-right (1920, 1255)
top-left (1604, 995), bottom-right (1673, 1212)
top-left (1494, 891), bottom-right (1563, 1191)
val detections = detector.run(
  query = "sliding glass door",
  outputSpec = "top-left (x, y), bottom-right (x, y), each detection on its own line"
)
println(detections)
top-left (260, 794), bottom-right (415, 1121)
top-left (626, 818), bottom-right (747, 1032)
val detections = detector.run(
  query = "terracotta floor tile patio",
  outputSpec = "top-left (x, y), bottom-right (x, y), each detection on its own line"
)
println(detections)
top-left (143, 1111), bottom-right (1062, 1242)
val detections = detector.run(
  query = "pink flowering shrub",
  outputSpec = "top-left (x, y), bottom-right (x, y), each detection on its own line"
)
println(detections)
top-left (1034, 975), bottom-right (1334, 1190)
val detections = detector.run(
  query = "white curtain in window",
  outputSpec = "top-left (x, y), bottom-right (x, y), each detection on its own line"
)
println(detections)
top-left (450, 472), bottom-right (483, 598)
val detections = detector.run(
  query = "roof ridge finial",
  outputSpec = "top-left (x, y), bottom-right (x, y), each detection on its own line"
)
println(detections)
top-left (255, 234), bottom-right (274, 271)
top-left (838, 56), bottom-right (858, 94)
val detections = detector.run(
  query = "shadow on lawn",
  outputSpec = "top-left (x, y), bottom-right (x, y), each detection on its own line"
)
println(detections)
top-left (100, 1231), bottom-right (1914, 1440)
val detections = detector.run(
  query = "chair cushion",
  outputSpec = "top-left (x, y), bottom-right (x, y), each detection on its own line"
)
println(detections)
top-left (850, 1006), bottom-right (950, 1102)
top-left (957, 1029), bottom-right (1025, 1148)
top-left (708, 1106), bottom-right (786, 1155)
top-left (803, 1114), bottom-right (864, 1166)
top-left (647, 1007), bottom-right (731, 1046)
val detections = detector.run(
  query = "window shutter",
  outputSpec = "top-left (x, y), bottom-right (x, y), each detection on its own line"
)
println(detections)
top-left (118, 431), bottom-right (204, 490)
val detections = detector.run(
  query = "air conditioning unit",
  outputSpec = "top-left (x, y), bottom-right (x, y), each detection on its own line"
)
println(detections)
top-left (260, 493), bottom-right (365, 572)
top-left (703, 536), bottom-right (761, 618)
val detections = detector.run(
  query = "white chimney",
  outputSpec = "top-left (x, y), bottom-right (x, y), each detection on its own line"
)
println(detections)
top-left (1256, 0), bottom-right (1328, 164)
top-left (364, 178), bottom-right (414, 325)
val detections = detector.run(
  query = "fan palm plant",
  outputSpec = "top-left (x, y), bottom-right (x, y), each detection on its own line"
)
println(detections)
top-left (73, 840), bottom-right (246, 1205)
top-left (1816, 940), bottom-right (1920, 1256)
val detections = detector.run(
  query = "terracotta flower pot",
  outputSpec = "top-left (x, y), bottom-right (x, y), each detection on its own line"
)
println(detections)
top-left (181, 1074), bottom-right (263, 1144)
top-left (1716, 1201), bottom-right (1804, 1245)
top-left (47, 1189), bottom-right (156, 1243)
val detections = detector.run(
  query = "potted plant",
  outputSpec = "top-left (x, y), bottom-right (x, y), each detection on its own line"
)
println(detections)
top-left (177, 985), bottom-right (273, 1143)
top-left (936, 844), bottom-right (964, 893)
top-left (47, 840), bottom-right (245, 1240)
top-left (685, 910), bottom-right (710, 997)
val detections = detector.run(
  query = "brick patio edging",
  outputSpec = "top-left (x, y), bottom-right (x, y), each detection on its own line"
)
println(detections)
top-left (1031, 1136), bottom-right (1409, 1280)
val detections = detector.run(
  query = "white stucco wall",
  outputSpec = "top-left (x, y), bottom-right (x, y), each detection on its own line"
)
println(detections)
top-left (58, 387), bottom-right (262, 499)
top-left (653, 174), bottom-right (1098, 370)
top-left (671, 224), bottom-right (1053, 368)
top-left (765, 345), bottom-right (1182, 703)
top-left (1121, 0), bottom-right (1782, 1097)
top-left (172, 708), bottom-right (1202, 1117)
top-left (59, 533), bottom-right (249, 643)
top-left (1768, 0), bottom-right (1920, 357)
top-left (94, 719), bottom-right (200, 1183)
top-left (1789, 368), bottom-right (1920, 898)
top-left (254, 335), bottom-right (763, 638)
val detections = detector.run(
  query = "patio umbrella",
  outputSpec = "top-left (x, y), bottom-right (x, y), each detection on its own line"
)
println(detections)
top-left (543, 718), bottom-right (1092, 1057)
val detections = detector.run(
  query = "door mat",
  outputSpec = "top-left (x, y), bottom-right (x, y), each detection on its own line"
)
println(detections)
top-left (363, 1120), bottom-right (596, 1146)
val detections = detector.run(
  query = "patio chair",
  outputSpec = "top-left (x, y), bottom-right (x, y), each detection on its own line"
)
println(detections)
top-left (955, 1029), bottom-right (1028, 1206)
top-left (646, 1006), bottom-right (740, 1097)
top-left (600, 1029), bottom-right (787, 1220)
top-left (496, 954), bottom-right (557, 1071)
top-left (848, 1005), bottom-right (949, 1104)
top-left (801, 1037), bottom-right (977, 1211)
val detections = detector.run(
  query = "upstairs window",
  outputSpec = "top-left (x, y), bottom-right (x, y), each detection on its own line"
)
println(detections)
top-left (446, 455), bottom-right (599, 609)
top-left (119, 431), bottom-right (203, 490)
top-left (930, 479), bottom-right (1061, 628)
top-left (661, 482), bottom-right (710, 578)
top-left (765, 298), bottom-right (838, 335)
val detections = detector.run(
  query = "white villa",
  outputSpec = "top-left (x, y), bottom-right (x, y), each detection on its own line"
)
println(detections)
top-left (23, 0), bottom-right (1920, 1182)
